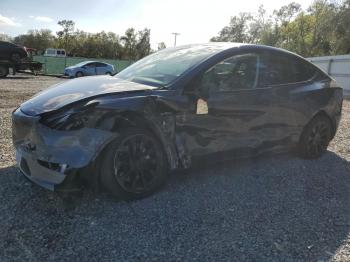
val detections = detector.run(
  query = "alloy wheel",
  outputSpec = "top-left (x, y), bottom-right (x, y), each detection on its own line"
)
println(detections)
top-left (113, 134), bottom-right (161, 194)
top-left (305, 121), bottom-right (330, 157)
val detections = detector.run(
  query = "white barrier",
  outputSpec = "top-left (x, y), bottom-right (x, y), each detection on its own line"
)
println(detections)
top-left (307, 55), bottom-right (350, 97)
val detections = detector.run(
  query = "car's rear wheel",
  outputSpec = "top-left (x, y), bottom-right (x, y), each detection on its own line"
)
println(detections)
top-left (298, 115), bottom-right (332, 159)
top-left (100, 128), bottom-right (168, 200)
top-left (0, 65), bottom-right (9, 78)
top-left (75, 71), bottom-right (84, 78)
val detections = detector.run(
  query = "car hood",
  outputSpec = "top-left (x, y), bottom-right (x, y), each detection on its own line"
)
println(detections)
top-left (20, 76), bottom-right (156, 116)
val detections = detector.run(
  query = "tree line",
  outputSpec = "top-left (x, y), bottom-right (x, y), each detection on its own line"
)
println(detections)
top-left (0, 20), bottom-right (165, 60)
top-left (211, 0), bottom-right (350, 57)
top-left (1, 0), bottom-right (349, 59)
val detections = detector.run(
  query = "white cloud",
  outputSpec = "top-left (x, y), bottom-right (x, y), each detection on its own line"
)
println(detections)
top-left (0, 14), bottom-right (21, 27)
top-left (29, 16), bottom-right (54, 23)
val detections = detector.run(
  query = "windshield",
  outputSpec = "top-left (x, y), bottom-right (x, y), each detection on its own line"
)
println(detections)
top-left (74, 61), bottom-right (91, 67)
top-left (116, 44), bottom-right (226, 87)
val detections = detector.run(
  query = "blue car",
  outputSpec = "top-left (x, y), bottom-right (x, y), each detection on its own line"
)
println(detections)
top-left (64, 61), bottom-right (115, 78)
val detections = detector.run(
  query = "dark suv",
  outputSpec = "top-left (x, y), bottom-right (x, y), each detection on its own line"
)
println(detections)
top-left (12, 43), bottom-right (343, 200)
top-left (0, 41), bottom-right (28, 62)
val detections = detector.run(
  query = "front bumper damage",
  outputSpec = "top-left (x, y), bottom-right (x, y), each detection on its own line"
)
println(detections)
top-left (12, 108), bottom-right (115, 191)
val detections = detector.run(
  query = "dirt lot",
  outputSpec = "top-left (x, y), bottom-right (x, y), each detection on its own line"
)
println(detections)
top-left (1, 74), bottom-right (350, 261)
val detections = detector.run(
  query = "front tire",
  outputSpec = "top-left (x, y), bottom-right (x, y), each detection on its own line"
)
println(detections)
top-left (298, 115), bottom-right (332, 159)
top-left (75, 71), bottom-right (84, 78)
top-left (100, 128), bottom-right (168, 200)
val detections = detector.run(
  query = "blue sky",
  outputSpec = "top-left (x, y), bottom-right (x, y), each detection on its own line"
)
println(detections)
top-left (0, 0), bottom-right (314, 48)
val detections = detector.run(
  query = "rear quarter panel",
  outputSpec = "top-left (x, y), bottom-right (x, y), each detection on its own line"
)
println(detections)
top-left (289, 79), bottom-right (343, 137)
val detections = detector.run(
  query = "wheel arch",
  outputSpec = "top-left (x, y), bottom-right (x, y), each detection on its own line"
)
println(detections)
top-left (90, 109), bottom-right (180, 191)
top-left (304, 110), bottom-right (336, 139)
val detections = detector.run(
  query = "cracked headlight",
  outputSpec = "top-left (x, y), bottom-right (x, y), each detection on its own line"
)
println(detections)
top-left (40, 102), bottom-right (97, 131)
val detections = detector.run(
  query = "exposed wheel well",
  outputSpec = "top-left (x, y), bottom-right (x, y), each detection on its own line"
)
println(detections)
top-left (93, 111), bottom-right (172, 191)
top-left (111, 112), bottom-right (155, 133)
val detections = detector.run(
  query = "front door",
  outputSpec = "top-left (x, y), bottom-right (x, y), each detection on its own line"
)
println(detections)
top-left (83, 62), bottom-right (97, 75)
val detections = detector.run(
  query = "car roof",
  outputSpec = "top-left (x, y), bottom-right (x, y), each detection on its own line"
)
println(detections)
top-left (170, 42), bottom-right (303, 59)
top-left (74, 61), bottom-right (111, 66)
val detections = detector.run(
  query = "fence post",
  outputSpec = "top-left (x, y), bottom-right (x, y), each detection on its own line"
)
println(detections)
top-left (45, 57), bottom-right (47, 75)
top-left (327, 59), bottom-right (333, 75)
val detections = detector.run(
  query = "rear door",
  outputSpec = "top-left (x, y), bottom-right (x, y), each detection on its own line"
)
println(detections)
top-left (95, 62), bottom-right (108, 75)
top-left (258, 51), bottom-right (321, 142)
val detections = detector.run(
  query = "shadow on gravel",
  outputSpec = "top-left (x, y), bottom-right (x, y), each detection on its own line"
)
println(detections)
top-left (0, 151), bottom-right (350, 261)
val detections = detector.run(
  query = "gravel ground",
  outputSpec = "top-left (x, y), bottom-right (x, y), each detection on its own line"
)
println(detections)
top-left (1, 74), bottom-right (350, 261)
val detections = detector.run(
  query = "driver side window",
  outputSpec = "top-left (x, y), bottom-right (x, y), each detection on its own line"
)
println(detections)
top-left (200, 53), bottom-right (260, 93)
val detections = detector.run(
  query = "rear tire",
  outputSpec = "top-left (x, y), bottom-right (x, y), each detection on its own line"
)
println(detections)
top-left (0, 65), bottom-right (9, 78)
top-left (298, 115), bottom-right (332, 159)
top-left (75, 71), bottom-right (83, 78)
top-left (100, 128), bottom-right (168, 200)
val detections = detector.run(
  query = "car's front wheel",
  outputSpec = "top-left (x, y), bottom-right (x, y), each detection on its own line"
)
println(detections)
top-left (100, 128), bottom-right (168, 200)
top-left (298, 115), bottom-right (332, 159)
top-left (75, 71), bottom-right (84, 78)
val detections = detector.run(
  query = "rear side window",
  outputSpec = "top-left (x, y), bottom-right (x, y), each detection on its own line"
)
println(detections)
top-left (96, 62), bottom-right (107, 67)
top-left (294, 59), bottom-right (318, 82)
top-left (259, 52), bottom-right (317, 86)
top-left (57, 50), bottom-right (61, 55)
top-left (85, 63), bottom-right (95, 68)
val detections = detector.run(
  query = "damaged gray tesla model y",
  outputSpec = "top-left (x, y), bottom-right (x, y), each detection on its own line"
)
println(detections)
top-left (12, 43), bottom-right (343, 199)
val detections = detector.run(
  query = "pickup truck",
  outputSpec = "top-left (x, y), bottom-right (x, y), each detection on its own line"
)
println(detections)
top-left (0, 41), bottom-right (42, 78)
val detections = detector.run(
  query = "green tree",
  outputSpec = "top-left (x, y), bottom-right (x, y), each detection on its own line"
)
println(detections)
top-left (121, 28), bottom-right (137, 60)
top-left (13, 29), bottom-right (55, 52)
top-left (211, 12), bottom-right (253, 42)
top-left (56, 20), bottom-right (75, 53)
top-left (157, 42), bottom-right (166, 50)
top-left (334, 0), bottom-right (350, 53)
top-left (136, 28), bottom-right (151, 59)
top-left (210, 0), bottom-right (350, 56)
